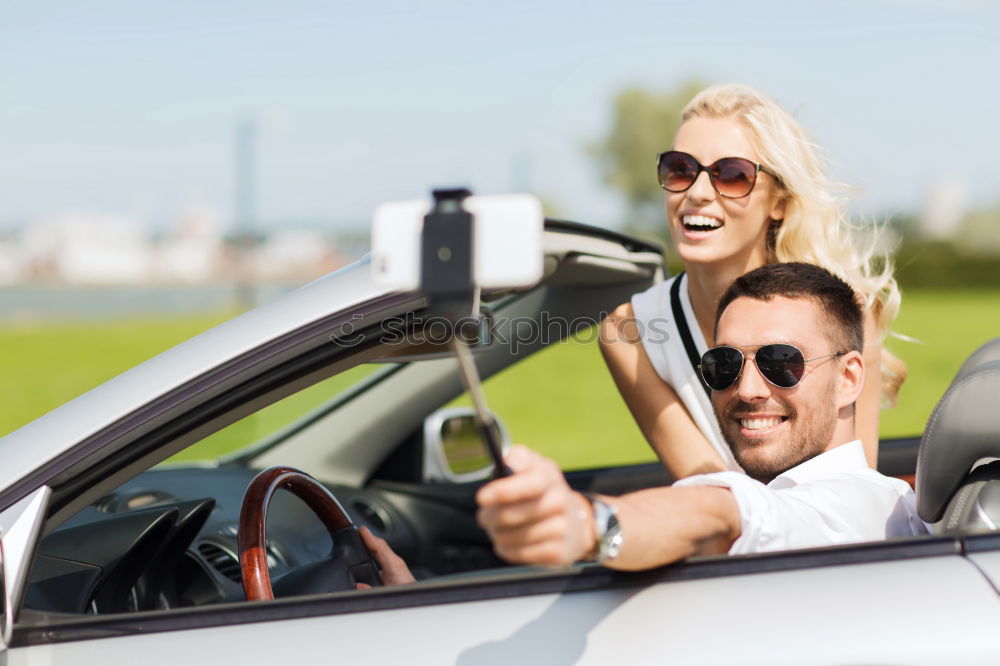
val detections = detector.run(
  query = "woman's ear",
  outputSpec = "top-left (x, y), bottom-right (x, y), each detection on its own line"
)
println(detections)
top-left (769, 195), bottom-right (786, 222)
top-left (836, 350), bottom-right (865, 410)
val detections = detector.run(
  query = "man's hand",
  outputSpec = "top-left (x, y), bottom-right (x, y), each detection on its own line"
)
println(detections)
top-left (475, 445), bottom-right (596, 567)
top-left (357, 525), bottom-right (416, 588)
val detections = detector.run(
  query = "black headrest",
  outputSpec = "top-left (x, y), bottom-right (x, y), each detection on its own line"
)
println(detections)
top-left (917, 360), bottom-right (1000, 522)
top-left (953, 337), bottom-right (1000, 383)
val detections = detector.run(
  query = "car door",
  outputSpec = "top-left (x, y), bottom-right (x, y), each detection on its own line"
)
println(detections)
top-left (7, 536), bottom-right (999, 665)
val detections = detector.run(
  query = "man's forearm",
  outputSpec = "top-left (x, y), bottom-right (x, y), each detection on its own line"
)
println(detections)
top-left (593, 485), bottom-right (741, 571)
top-left (477, 446), bottom-right (741, 571)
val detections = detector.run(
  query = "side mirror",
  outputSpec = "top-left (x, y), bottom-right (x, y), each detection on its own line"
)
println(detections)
top-left (0, 487), bottom-right (51, 648)
top-left (423, 407), bottom-right (510, 483)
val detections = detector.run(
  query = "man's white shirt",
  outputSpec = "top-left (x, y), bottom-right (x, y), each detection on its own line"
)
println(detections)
top-left (673, 440), bottom-right (929, 554)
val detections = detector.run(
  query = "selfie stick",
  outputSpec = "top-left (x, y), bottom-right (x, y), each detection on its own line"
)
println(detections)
top-left (452, 339), bottom-right (510, 479)
top-left (421, 189), bottom-right (510, 479)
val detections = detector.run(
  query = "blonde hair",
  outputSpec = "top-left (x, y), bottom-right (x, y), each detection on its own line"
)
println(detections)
top-left (681, 83), bottom-right (906, 403)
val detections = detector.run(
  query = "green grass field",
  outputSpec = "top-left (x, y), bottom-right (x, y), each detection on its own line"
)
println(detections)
top-left (880, 288), bottom-right (1000, 437)
top-left (2, 287), bottom-right (999, 469)
top-left (0, 312), bottom-right (236, 435)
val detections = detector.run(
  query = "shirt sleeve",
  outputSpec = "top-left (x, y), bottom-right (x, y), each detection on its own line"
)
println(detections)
top-left (672, 471), bottom-right (902, 554)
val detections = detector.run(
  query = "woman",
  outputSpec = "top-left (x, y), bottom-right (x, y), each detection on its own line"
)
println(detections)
top-left (600, 83), bottom-right (904, 478)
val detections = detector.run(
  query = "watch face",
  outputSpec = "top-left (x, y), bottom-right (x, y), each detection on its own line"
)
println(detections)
top-left (585, 493), bottom-right (622, 563)
top-left (598, 512), bottom-right (622, 562)
top-left (603, 531), bottom-right (623, 560)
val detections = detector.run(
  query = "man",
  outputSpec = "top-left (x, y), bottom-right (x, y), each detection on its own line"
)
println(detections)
top-left (474, 262), bottom-right (927, 570)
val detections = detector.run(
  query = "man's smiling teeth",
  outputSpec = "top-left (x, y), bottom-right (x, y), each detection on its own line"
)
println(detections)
top-left (682, 215), bottom-right (722, 229)
top-left (740, 417), bottom-right (784, 430)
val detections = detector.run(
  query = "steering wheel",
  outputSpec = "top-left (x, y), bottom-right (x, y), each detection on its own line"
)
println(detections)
top-left (238, 466), bottom-right (383, 601)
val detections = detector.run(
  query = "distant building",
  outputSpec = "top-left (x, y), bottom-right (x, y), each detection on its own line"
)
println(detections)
top-left (247, 229), bottom-right (345, 282)
top-left (156, 206), bottom-right (226, 284)
top-left (9, 210), bottom-right (350, 286)
top-left (22, 214), bottom-right (153, 284)
top-left (0, 235), bottom-right (25, 285)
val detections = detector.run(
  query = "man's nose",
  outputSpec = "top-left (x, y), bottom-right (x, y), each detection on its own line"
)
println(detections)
top-left (734, 357), bottom-right (771, 403)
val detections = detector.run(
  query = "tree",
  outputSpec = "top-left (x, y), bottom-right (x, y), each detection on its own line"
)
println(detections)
top-left (590, 79), bottom-right (706, 237)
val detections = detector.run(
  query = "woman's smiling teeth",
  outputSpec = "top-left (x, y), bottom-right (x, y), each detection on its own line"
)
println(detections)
top-left (682, 214), bottom-right (722, 230)
top-left (740, 416), bottom-right (786, 430)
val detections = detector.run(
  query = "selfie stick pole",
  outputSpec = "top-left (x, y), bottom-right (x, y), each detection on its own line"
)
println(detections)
top-left (421, 189), bottom-right (510, 479)
top-left (452, 340), bottom-right (510, 478)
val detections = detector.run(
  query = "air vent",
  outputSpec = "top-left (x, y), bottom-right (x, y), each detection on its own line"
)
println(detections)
top-left (349, 497), bottom-right (390, 535)
top-left (94, 490), bottom-right (175, 513)
top-left (197, 542), bottom-right (242, 583)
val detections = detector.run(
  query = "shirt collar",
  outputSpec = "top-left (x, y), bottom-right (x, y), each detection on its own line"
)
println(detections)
top-left (768, 440), bottom-right (867, 488)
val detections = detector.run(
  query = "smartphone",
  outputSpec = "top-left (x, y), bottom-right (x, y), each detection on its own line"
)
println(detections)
top-left (371, 193), bottom-right (544, 291)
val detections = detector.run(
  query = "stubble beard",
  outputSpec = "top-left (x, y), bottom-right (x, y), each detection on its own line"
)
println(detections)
top-left (720, 397), bottom-right (837, 484)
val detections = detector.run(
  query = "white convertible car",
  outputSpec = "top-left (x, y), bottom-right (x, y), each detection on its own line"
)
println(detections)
top-left (1, 217), bottom-right (999, 665)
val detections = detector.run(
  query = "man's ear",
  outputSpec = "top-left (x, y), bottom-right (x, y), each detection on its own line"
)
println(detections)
top-left (836, 350), bottom-right (865, 410)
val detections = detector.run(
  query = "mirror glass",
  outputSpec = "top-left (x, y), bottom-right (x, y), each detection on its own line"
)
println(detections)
top-left (441, 415), bottom-right (502, 476)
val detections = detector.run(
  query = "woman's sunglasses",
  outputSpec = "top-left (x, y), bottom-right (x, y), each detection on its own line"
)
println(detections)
top-left (656, 150), bottom-right (776, 199)
top-left (698, 343), bottom-right (846, 391)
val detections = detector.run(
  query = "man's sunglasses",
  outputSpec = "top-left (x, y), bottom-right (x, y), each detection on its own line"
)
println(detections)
top-left (698, 343), bottom-right (846, 392)
top-left (656, 150), bottom-right (776, 199)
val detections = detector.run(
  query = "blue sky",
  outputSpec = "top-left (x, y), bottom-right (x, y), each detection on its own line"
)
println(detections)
top-left (1, 0), bottom-right (998, 232)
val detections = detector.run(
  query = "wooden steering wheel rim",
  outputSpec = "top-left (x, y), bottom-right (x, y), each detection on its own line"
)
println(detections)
top-left (238, 466), bottom-right (354, 601)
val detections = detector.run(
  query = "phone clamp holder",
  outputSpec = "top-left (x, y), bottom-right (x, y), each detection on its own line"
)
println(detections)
top-left (420, 187), bottom-right (477, 316)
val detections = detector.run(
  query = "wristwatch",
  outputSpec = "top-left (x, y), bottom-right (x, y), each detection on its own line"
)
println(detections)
top-left (583, 492), bottom-right (623, 563)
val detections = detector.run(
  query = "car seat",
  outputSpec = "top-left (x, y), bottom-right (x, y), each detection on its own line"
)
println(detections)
top-left (951, 336), bottom-right (1000, 383)
top-left (916, 348), bottom-right (1000, 532)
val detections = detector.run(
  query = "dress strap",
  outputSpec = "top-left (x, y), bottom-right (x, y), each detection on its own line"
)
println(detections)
top-left (669, 273), bottom-right (710, 398)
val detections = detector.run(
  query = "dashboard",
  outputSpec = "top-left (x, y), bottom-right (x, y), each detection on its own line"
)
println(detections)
top-left (26, 464), bottom-right (503, 615)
